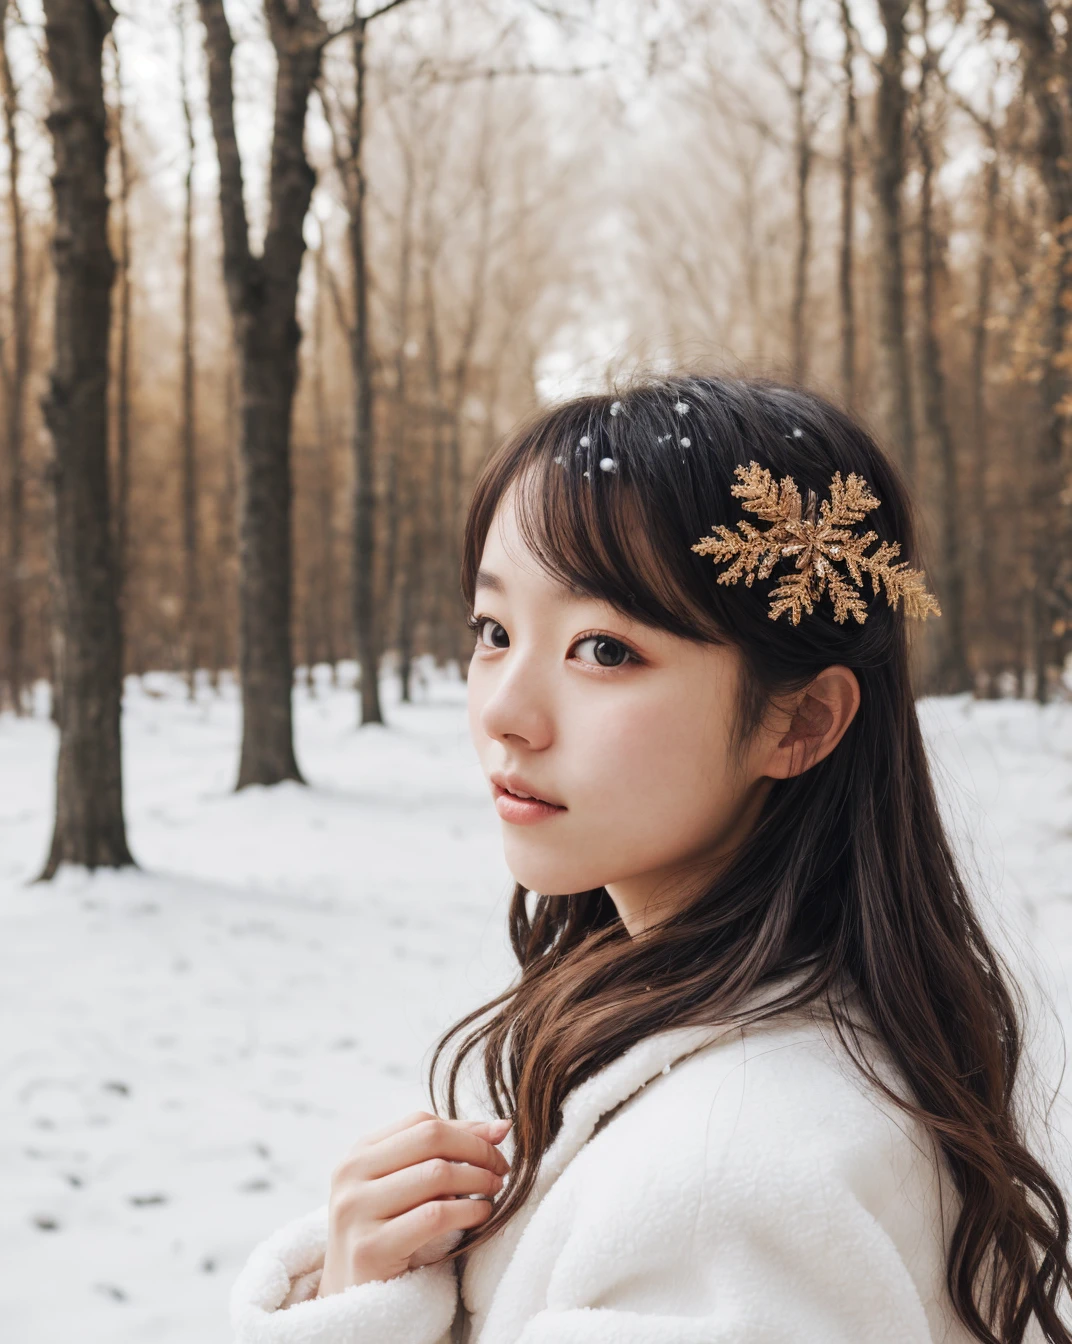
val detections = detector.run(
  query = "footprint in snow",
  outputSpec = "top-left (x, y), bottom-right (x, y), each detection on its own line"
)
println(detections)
top-left (93, 1283), bottom-right (128, 1302)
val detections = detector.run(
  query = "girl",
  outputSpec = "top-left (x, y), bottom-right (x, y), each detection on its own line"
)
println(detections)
top-left (231, 375), bottom-right (1072, 1343)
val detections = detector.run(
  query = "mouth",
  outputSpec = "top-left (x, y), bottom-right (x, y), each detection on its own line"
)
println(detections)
top-left (490, 776), bottom-right (567, 826)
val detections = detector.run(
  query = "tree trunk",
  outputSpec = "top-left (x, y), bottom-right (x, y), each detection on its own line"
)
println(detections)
top-left (789, 0), bottom-right (811, 384)
top-left (385, 137), bottom-right (415, 667)
top-left (914, 15), bottom-right (969, 693)
top-left (197, 0), bottom-right (320, 784)
top-left (397, 517), bottom-right (421, 703)
top-left (738, 156), bottom-right (764, 363)
top-left (348, 19), bottom-right (384, 725)
top-left (971, 119), bottom-right (1000, 696)
top-left (445, 112), bottom-right (493, 666)
top-left (39, 0), bottom-right (133, 877)
top-left (326, 1), bottom-right (439, 695)
top-left (872, 0), bottom-right (916, 485)
top-left (210, 355), bottom-right (238, 691)
top-left (419, 234), bottom-right (453, 665)
top-left (312, 241), bottom-right (338, 679)
top-left (0, 0), bottom-right (28, 715)
top-left (837, 0), bottom-right (857, 406)
top-left (178, 0), bottom-right (199, 701)
top-left (109, 32), bottom-right (132, 664)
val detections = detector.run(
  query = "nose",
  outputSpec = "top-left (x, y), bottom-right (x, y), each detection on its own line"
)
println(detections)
top-left (475, 646), bottom-right (554, 752)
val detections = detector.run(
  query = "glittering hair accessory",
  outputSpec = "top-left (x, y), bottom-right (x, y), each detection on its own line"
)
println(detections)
top-left (691, 460), bottom-right (941, 626)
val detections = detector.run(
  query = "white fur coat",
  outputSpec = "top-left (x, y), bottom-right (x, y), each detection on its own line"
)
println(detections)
top-left (230, 984), bottom-right (992, 1344)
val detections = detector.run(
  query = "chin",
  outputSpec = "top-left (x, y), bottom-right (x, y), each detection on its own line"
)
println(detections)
top-left (503, 842), bottom-right (611, 897)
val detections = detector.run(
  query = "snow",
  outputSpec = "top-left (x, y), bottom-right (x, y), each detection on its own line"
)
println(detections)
top-left (2, 669), bottom-right (1072, 1342)
top-left (0, 664), bottom-right (515, 1343)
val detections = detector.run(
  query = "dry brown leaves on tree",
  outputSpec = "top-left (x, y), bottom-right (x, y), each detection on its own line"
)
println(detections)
top-left (691, 461), bottom-right (942, 626)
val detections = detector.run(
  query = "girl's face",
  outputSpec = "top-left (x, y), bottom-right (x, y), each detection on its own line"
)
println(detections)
top-left (466, 489), bottom-right (849, 937)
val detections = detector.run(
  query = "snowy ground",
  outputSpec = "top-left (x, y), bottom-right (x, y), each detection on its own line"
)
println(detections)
top-left (2, 665), bottom-right (1072, 1343)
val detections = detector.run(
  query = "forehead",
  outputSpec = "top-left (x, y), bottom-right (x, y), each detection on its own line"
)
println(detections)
top-left (475, 498), bottom-right (590, 602)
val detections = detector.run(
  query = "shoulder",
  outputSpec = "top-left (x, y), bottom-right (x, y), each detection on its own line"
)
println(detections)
top-left (686, 1012), bottom-right (934, 1183)
top-left (593, 1009), bottom-right (935, 1176)
top-left (550, 1012), bottom-right (963, 1340)
top-left (568, 1009), bottom-right (953, 1271)
top-left (691, 1014), bottom-right (941, 1226)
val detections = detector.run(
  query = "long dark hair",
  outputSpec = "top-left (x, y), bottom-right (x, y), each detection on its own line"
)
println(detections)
top-left (426, 373), bottom-right (1072, 1343)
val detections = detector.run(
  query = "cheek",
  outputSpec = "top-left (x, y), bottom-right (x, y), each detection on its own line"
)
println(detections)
top-left (577, 692), bottom-right (732, 821)
top-left (503, 686), bottom-right (740, 893)
top-left (466, 668), bottom-right (489, 754)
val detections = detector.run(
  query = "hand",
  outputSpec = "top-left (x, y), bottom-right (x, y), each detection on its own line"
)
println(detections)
top-left (317, 1109), bottom-right (513, 1296)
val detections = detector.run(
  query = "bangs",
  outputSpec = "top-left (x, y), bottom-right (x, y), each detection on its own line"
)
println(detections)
top-left (462, 395), bottom-right (730, 644)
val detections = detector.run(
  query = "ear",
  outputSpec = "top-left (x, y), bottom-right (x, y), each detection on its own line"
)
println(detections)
top-left (762, 665), bottom-right (861, 781)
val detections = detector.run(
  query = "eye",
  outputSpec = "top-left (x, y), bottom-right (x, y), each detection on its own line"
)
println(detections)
top-left (472, 617), bottom-right (509, 650)
top-left (572, 634), bottom-right (634, 668)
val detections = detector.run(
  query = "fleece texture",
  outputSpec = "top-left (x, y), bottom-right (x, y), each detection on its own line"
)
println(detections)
top-left (230, 980), bottom-right (1015, 1344)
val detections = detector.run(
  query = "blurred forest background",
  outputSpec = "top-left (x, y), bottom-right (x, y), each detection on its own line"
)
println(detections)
top-left (2, 0), bottom-right (1072, 875)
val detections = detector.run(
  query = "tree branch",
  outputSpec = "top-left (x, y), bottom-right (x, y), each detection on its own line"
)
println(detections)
top-left (365, 0), bottom-right (415, 21)
top-left (319, 0), bottom-right (417, 50)
top-left (987, 0), bottom-right (1053, 54)
top-left (322, 244), bottom-right (354, 342)
top-left (428, 60), bottom-right (610, 85)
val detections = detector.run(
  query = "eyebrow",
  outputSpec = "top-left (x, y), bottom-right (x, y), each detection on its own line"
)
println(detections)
top-left (474, 566), bottom-right (593, 602)
top-left (474, 568), bottom-right (505, 594)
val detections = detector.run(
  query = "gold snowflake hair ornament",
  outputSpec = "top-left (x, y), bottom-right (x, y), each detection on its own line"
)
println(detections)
top-left (691, 460), bottom-right (941, 626)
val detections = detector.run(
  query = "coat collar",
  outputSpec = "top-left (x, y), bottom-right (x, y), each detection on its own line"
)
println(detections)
top-left (500, 968), bottom-right (818, 1204)
top-left (456, 968), bottom-right (829, 1335)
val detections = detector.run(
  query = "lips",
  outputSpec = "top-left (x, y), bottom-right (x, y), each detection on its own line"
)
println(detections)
top-left (490, 772), bottom-right (564, 809)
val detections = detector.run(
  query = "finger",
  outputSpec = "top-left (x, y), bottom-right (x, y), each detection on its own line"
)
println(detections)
top-left (379, 1197), bottom-right (495, 1266)
top-left (365, 1118), bottom-right (511, 1180)
top-left (353, 1112), bottom-right (503, 1153)
top-left (366, 1159), bottom-right (504, 1220)
top-left (356, 1110), bottom-right (438, 1149)
top-left (469, 1117), bottom-right (512, 1138)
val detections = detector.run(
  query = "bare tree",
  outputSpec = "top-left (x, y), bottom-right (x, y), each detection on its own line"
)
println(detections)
top-left (311, 237), bottom-right (339, 683)
top-left (765, 0), bottom-right (817, 384)
top-left (107, 29), bottom-right (134, 650)
top-left (319, 0), bottom-right (419, 727)
top-left (837, 0), bottom-right (857, 405)
top-left (177, 0), bottom-right (199, 700)
top-left (442, 85), bottom-right (494, 664)
top-left (39, 0), bottom-right (132, 877)
top-left (914, 0), bottom-right (968, 692)
top-left (383, 110), bottom-right (416, 653)
top-left (988, 0), bottom-right (1072, 700)
top-left (197, 0), bottom-right (342, 785)
top-left (0, 0), bottom-right (28, 714)
top-left (970, 110), bottom-right (1001, 693)
top-left (209, 352), bottom-right (238, 690)
top-left (872, 0), bottom-right (916, 485)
